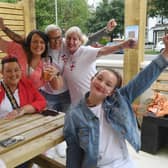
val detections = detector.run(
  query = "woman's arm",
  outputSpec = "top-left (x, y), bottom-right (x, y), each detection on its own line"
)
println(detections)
top-left (0, 17), bottom-right (25, 44)
top-left (5, 105), bottom-right (36, 120)
top-left (97, 39), bottom-right (136, 56)
top-left (86, 19), bottom-right (117, 46)
top-left (5, 103), bottom-right (40, 120)
top-left (120, 35), bottom-right (168, 102)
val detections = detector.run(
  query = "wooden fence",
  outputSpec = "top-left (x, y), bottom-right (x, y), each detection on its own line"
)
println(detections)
top-left (0, 0), bottom-right (36, 58)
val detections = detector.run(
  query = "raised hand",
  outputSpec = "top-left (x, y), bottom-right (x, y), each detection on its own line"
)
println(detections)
top-left (161, 34), bottom-right (168, 57)
top-left (121, 39), bottom-right (137, 49)
top-left (163, 34), bottom-right (168, 50)
top-left (106, 19), bottom-right (117, 32)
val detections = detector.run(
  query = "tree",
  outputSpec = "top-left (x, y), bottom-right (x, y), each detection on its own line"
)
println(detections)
top-left (1, 0), bottom-right (90, 33)
top-left (148, 0), bottom-right (168, 18)
top-left (36, 0), bottom-right (89, 33)
top-left (0, 0), bottom-right (18, 2)
top-left (35, 0), bottom-right (55, 31)
top-left (86, 0), bottom-right (124, 41)
top-left (58, 0), bottom-right (89, 33)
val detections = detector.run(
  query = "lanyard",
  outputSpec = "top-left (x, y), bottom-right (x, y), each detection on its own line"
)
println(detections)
top-left (1, 81), bottom-right (19, 110)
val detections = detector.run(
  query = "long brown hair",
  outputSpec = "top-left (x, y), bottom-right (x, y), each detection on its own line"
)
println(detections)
top-left (24, 30), bottom-right (48, 66)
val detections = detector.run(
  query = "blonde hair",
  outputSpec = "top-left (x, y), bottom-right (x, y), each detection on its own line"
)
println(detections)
top-left (65, 26), bottom-right (88, 45)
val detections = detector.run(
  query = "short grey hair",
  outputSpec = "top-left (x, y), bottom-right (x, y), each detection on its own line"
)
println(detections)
top-left (44, 24), bottom-right (62, 34)
top-left (65, 26), bottom-right (88, 45)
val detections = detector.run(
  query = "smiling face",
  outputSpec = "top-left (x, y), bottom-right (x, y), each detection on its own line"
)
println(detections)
top-left (48, 29), bottom-right (62, 50)
top-left (2, 61), bottom-right (22, 89)
top-left (30, 33), bottom-right (46, 57)
top-left (66, 32), bottom-right (82, 54)
top-left (90, 70), bottom-right (119, 101)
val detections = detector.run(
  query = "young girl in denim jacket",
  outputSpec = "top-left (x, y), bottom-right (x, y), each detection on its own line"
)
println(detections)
top-left (64, 34), bottom-right (168, 168)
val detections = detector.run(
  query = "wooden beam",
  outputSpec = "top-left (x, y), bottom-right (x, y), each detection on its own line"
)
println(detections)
top-left (19, 0), bottom-right (36, 36)
top-left (124, 0), bottom-right (147, 84)
top-left (31, 154), bottom-right (65, 168)
top-left (0, 14), bottom-right (24, 20)
top-left (0, 2), bottom-right (22, 9)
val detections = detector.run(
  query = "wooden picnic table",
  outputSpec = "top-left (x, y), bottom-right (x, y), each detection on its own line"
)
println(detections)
top-left (0, 112), bottom-right (65, 168)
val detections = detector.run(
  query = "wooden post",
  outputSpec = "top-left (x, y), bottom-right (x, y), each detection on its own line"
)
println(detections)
top-left (124, 0), bottom-right (147, 84)
top-left (19, 0), bottom-right (36, 36)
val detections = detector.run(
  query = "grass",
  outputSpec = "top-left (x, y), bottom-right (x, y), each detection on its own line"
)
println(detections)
top-left (145, 49), bottom-right (159, 55)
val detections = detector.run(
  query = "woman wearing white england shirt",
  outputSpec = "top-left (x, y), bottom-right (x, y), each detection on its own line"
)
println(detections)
top-left (64, 26), bottom-right (136, 105)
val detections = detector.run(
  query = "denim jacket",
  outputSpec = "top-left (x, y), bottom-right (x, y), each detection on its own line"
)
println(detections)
top-left (64, 55), bottom-right (168, 168)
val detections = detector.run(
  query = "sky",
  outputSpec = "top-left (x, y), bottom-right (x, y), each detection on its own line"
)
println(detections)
top-left (87, 0), bottom-right (102, 7)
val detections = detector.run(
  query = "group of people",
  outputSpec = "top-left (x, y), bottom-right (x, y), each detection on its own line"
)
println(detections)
top-left (0, 16), bottom-right (168, 168)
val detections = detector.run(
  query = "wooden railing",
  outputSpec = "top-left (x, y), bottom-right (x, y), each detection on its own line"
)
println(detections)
top-left (152, 72), bottom-right (168, 95)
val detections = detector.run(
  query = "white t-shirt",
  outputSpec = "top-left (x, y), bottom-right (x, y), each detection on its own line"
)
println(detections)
top-left (40, 42), bottom-right (69, 94)
top-left (0, 89), bottom-right (20, 118)
top-left (63, 46), bottom-right (100, 105)
top-left (90, 104), bottom-right (136, 168)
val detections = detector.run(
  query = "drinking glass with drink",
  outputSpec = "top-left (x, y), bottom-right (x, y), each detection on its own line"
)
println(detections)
top-left (42, 56), bottom-right (53, 81)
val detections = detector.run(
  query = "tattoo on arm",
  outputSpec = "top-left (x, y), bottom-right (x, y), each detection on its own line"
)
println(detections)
top-left (3, 27), bottom-right (25, 45)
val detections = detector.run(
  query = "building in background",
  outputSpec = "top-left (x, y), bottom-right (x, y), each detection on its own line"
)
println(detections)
top-left (146, 16), bottom-right (168, 49)
top-left (87, 0), bottom-right (168, 48)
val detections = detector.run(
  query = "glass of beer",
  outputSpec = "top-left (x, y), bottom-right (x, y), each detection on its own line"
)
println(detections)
top-left (42, 56), bottom-right (52, 81)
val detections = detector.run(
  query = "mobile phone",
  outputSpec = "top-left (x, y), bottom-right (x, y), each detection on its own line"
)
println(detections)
top-left (41, 109), bottom-right (59, 116)
top-left (0, 135), bottom-right (25, 147)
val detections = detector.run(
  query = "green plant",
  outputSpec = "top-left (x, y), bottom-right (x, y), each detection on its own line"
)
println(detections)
top-left (99, 37), bottom-right (108, 45)
top-left (145, 49), bottom-right (159, 55)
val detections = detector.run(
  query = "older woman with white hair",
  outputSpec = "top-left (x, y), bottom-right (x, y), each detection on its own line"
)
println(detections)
top-left (63, 26), bottom-right (136, 105)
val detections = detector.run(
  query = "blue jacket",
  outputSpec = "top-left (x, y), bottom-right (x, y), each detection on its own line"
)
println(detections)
top-left (64, 55), bottom-right (168, 168)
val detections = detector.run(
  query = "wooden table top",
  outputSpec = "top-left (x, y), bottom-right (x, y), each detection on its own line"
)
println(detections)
top-left (0, 112), bottom-right (65, 168)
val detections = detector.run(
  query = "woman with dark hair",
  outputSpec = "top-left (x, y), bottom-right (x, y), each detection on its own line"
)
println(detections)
top-left (24, 30), bottom-right (49, 61)
top-left (0, 29), bottom-right (63, 90)
top-left (0, 56), bottom-right (47, 168)
top-left (0, 56), bottom-right (46, 119)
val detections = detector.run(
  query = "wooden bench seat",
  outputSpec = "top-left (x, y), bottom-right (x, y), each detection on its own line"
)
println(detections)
top-left (141, 72), bottom-right (168, 154)
top-left (30, 154), bottom-right (66, 168)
